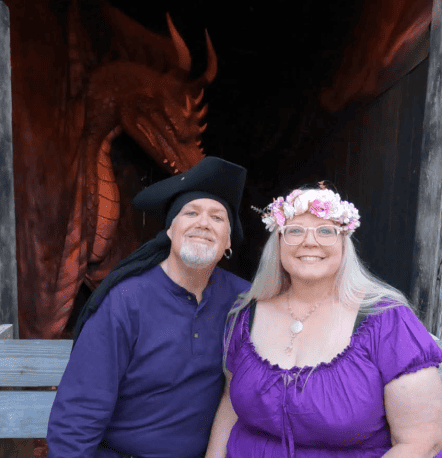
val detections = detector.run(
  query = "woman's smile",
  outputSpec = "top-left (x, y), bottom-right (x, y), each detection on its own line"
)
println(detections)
top-left (297, 256), bottom-right (324, 262)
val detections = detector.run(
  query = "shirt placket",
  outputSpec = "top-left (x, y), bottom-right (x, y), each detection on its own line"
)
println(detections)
top-left (186, 294), bottom-right (203, 355)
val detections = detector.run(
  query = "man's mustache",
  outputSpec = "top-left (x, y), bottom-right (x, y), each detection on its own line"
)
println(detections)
top-left (185, 231), bottom-right (215, 242)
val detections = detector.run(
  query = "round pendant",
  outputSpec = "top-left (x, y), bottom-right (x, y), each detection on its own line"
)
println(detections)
top-left (290, 320), bottom-right (303, 334)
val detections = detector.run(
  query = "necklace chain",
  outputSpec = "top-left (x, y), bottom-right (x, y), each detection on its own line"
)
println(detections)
top-left (285, 295), bottom-right (321, 354)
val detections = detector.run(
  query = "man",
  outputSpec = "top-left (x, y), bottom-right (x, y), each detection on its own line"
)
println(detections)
top-left (46, 157), bottom-right (250, 458)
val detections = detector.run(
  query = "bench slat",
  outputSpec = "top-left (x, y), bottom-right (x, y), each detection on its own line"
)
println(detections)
top-left (0, 392), bottom-right (56, 438)
top-left (0, 340), bottom-right (72, 387)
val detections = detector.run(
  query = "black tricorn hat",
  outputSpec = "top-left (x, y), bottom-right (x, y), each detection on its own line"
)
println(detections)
top-left (133, 156), bottom-right (247, 244)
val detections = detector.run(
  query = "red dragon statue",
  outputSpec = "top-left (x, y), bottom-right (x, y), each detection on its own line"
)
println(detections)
top-left (8, 0), bottom-right (217, 338)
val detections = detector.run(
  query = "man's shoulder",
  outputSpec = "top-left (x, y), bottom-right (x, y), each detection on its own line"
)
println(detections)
top-left (107, 265), bottom-right (161, 297)
top-left (213, 267), bottom-right (251, 290)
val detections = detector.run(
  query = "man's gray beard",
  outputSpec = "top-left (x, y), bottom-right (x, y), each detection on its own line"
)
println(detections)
top-left (180, 242), bottom-right (217, 268)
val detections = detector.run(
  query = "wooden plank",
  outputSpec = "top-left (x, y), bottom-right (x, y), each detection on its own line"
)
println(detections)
top-left (411, 0), bottom-right (442, 334)
top-left (394, 61), bottom-right (427, 297)
top-left (0, 340), bottom-right (72, 387)
top-left (0, 2), bottom-right (18, 339)
top-left (328, 58), bottom-right (428, 304)
top-left (0, 392), bottom-right (56, 438)
top-left (0, 324), bottom-right (12, 340)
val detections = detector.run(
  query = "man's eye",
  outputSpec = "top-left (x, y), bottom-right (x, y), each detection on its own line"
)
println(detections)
top-left (212, 215), bottom-right (224, 221)
top-left (185, 211), bottom-right (197, 216)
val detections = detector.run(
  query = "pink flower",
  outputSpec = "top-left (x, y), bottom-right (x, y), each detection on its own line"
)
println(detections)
top-left (310, 199), bottom-right (332, 219)
top-left (273, 208), bottom-right (285, 227)
top-left (269, 197), bottom-right (283, 212)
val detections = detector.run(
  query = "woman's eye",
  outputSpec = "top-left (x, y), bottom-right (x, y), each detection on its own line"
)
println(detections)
top-left (318, 227), bottom-right (335, 235)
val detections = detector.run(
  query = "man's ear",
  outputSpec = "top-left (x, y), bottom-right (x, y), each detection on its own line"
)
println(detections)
top-left (166, 226), bottom-right (172, 240)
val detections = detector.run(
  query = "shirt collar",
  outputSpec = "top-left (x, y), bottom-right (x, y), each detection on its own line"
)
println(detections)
top-left (152, 264), bottom-right (219, 310)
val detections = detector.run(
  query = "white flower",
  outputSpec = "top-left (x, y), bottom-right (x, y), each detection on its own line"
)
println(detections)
top-left (282, 202), bottom-right (296, 220)
top-left (262, 216), bottom-right (276, 232)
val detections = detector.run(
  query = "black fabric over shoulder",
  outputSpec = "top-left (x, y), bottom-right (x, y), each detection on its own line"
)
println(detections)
top-left (248, 299), bottom-right (257, 333)
top-left (73, 230), bottom-right (171, 346)
top-left (352, 311), bottom-right (365, 333)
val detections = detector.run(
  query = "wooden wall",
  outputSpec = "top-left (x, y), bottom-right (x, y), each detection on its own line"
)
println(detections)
top-left (0, 1), bottom-right (19, 338)
top-left (326, 58), bottom-right (429, 301)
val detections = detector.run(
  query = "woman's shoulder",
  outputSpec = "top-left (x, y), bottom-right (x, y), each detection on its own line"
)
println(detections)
top-left (368, 299), bottom-right (415, 321)
top-left (357, 299), bottom-right (414, 333)
top-left (361, 299), bottom-right (442, 384)
top-left (358, 298), bottom-right (441, 356)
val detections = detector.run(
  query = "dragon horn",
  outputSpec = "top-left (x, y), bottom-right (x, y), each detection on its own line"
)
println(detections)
top-left (166, 13), bottom-right (191, 72)
top-left (196, 104), bottom-right (208, 120)
top-left (202, 29), bottom-right (217, 84)
top-left (194, 89), bottom-right (205, 106)
top-left (183, 95), bottom-right (192, 118)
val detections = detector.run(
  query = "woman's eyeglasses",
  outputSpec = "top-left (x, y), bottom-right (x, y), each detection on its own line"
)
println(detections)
top-left (281, 225), bottom-right (344, 246)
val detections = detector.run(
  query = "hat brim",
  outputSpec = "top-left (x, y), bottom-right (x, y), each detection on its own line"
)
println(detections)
top-left (133, 156), bottom-right (247, 244)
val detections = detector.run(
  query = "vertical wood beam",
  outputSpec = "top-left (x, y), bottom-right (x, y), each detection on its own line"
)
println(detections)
top-left (0, 2), bottom-right (18, 338)
top-left (411, 0), bottom-right (442, 335)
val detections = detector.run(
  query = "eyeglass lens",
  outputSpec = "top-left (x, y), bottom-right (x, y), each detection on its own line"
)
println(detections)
top-left (283, 225), bottom-right (339, 246)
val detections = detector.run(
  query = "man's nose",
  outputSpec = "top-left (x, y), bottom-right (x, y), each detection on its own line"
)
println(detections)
top-left (196, 212), bottom-right (210, 227)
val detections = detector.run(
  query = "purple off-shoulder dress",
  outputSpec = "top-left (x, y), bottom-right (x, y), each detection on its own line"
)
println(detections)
top-left (225, 301), bottom-right (442, 457)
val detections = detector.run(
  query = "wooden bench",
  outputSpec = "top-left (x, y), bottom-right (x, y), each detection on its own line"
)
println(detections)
top-left (0, 323), bottom-right (442, 442)
top-left (0, 324), bottom-right (72, 439)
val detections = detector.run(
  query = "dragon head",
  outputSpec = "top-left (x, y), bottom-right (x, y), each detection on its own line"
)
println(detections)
top-left (134, 14), bottom-right (217, 174)
top-left (84, 14), bottom-right (217, 175)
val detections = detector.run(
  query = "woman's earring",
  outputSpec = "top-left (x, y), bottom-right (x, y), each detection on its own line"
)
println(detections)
top-left (224, 248), bottom-right (233, 260)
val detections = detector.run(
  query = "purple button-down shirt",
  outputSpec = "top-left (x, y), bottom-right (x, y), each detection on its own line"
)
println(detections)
top-left (47, 264), bottom-right (250, 458)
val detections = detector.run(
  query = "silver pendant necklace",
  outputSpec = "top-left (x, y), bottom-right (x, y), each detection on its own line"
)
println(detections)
top-left (285, 295), bottom-right (321, 354)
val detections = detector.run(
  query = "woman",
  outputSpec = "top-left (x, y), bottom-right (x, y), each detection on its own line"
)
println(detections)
top-left (205, 184), bottom-right (442, 457)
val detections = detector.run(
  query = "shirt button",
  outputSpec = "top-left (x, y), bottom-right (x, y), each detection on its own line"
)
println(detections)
top-left (194, 332), bottom-right (199, 338)
top-left (187, 295), bottom-right (192, 300)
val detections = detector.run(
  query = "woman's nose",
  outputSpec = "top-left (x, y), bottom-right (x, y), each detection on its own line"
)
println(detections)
top-left (302, 228), bottom-right (318, 246)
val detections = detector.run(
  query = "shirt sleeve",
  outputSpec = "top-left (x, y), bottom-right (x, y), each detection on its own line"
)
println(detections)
top-left (46, 287), bottom-right (134, 458)
top-left (372, 304), bottom-right (442, 385)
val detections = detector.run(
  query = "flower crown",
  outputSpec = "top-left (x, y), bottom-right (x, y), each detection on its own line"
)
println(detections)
top-left (252, 183), bottom-right (361, 235)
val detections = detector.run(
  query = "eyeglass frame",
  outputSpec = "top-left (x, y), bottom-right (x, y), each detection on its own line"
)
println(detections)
top-left (280, 224), bottom-right (346, 246)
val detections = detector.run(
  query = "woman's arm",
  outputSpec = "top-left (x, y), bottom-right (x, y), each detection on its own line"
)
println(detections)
top-left (205, 371), bottom-right (238, 458)
top-left (383, 366), bottom-right (442, 457)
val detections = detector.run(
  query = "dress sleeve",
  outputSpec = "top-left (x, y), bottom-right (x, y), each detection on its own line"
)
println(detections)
top-left (46, 287), bottom-right (133, 458)
top-left (372, 304), bottom-right (442, 385)
top-left (223, 306), bottom-right (248, 373)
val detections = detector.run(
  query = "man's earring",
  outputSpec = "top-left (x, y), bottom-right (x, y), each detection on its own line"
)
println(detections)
top-left (224, 248), bottom-right (233, 260)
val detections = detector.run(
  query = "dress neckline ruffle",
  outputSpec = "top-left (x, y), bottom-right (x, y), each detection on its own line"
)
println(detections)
top-left (242, 303), bottom-right (378, 374)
